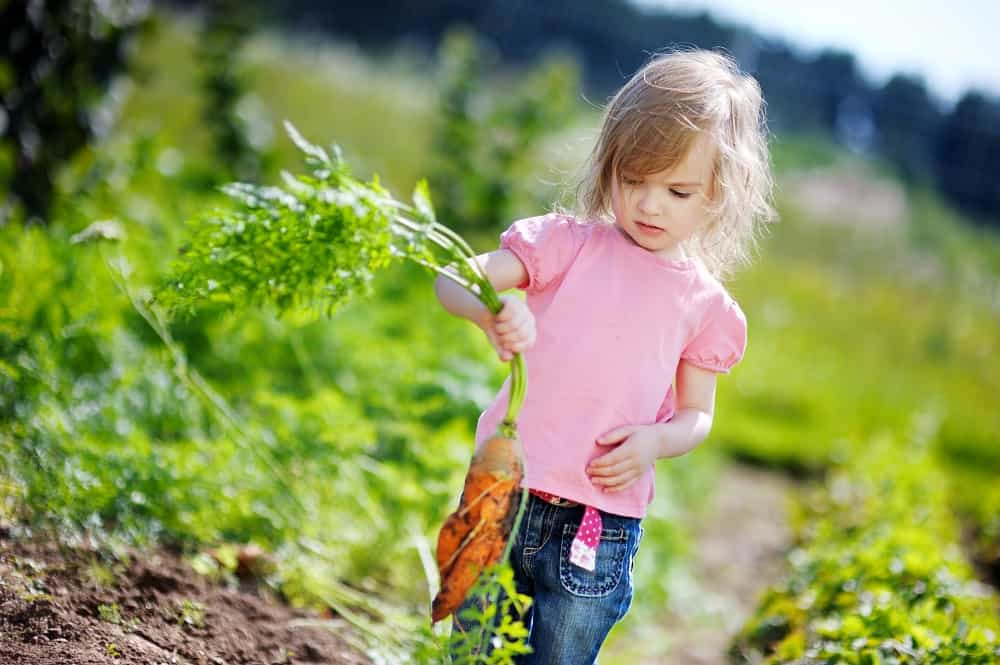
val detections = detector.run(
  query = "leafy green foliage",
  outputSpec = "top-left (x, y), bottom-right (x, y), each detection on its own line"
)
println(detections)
top-left (0, 122), bottom-right (530, 661)
top-left (155, 127), bottom-right (397, 318)
top-left (156, 123), bottom-right (505, 323)
top-left (178, 599), bottom-right (206, 629)
top-left (731, 438), bottom-right (1000, 663)
top-left (447, 564), bottom-right (533, 663)
top-left (156, 121), bottom-right (530, 420)
top-left (711, 159), bottom-right (1000, 567)
top-left (98, 603), bottom-right (122, 624)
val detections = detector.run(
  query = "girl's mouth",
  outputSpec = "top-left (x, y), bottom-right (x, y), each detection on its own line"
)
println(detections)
top-left (636, 221), bottom-right (664, 234)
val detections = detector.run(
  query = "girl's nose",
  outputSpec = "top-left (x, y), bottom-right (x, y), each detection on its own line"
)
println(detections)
top-left (637, 192), bottom-right (662, 216)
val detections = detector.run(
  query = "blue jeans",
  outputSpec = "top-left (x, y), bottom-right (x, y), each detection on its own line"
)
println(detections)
top-left (452, 493), bottom-right (643, 664)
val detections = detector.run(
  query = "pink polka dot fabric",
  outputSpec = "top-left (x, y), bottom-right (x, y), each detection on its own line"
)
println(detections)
top-left (531, 489), bottom-right (600, 571)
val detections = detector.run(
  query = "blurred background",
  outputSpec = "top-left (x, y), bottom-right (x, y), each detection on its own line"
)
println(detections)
top-left (2, 1), bottom-right (998, 663)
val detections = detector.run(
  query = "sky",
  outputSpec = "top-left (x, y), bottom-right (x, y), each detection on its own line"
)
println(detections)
top-left (634, 0), bottom-right (1000, 105)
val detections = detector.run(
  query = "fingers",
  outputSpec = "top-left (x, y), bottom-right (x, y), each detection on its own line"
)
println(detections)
top-left (591, 470), bottom-right (640, 493)
top-left (596, 425), bottom-right (640, 445)
top-left (587, 457), bottom-right (631, 477)
top-left (495, 295), bottom-right (520, 322)
top-left (589, 450), bottom-right (642, 492)
top-left (495, 304), bottom-right (530, 333)
top-left (495, 300), bottom-right (513, 321)
top-left (602, 479), bottom-right (638, 493)
top-left (497, 331), bottom-right (533, 353)
top-left (490, 299), bottom-right (535, 360)
top-left (491, 329), bottom-right (527, 361)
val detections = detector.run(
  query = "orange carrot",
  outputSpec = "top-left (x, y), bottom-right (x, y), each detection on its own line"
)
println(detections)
top-left (431, 435), bottom-right (524, 622)
top-left (432, 527), bottom-right (497, 622)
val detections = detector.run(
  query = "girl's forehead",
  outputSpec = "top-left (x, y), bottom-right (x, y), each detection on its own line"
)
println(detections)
top-left (620, 133), bottom-right (716, 183)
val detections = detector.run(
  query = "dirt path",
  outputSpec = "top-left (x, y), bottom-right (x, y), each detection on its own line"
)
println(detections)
top-left (605, 462), bottom-right (802, 664)
top-left (0, 538), bottom-right (371, 665)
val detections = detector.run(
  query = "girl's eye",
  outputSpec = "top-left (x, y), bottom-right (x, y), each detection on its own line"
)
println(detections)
top-left (670, 189), bottom-right (693, 199)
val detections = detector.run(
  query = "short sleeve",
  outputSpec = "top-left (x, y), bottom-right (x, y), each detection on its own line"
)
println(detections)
top-left (680, 295), bottom-right (748, 374)
top-left (499, 214), bottom-right (586, 294)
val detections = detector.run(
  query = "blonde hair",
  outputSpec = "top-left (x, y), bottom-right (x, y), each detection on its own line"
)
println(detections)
top-left (574, 48), bottom-right (776, 280)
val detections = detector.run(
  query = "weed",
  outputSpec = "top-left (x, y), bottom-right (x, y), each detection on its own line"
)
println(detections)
top-left (86, 559), bottom-right (116, 587)
top-left (97, 602), bottom-right (122, 624)
top-left (178, 599), bottom-right (206, 629)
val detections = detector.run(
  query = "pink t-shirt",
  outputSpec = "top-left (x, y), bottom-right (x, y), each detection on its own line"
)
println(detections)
top-left (473, 213), bottom-right (747, 518)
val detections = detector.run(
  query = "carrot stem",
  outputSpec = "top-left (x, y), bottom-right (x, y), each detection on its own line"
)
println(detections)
top-left (390, 208), bottom-right (526, 426)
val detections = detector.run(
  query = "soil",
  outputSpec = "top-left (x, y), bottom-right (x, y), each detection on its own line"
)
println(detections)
top-left (0, 537), bottom-right (372, 665)
top-left (658, 463), bottom-right (801, 665)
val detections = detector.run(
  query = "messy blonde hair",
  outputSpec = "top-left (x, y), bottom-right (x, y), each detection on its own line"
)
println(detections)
top-left (575, 48), bottom-right (776, 280)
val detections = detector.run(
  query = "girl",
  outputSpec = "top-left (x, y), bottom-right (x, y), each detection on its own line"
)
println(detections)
top-left (434, 48), bottom-right (775, 663)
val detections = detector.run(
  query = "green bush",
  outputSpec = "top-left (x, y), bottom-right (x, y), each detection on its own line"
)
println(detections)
top-left (731, 437), bottom-right (1000, 664)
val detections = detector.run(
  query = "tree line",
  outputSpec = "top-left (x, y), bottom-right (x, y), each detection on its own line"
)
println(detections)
top-left (3, 0), bottom-right (998, 228)
top-left (233, 0), bottom-right (1000, 228)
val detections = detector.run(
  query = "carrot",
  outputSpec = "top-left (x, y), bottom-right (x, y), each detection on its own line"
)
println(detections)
top-left (432, 526), bottom-right (497, 622)
top-left (431, 435), bottom-right (524, 622)
top-left (435, 510), bottom-right (476, 573)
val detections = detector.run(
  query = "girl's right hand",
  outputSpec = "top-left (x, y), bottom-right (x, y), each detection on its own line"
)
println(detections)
top-left (478, 294), bottom-right (536, 362)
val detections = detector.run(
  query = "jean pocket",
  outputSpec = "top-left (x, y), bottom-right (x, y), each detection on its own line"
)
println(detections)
top-left (558, 523), bottom-right (630, 598)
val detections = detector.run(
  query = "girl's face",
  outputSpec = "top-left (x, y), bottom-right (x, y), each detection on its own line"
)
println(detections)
top-left (611, 133), bottom-right (717, 261)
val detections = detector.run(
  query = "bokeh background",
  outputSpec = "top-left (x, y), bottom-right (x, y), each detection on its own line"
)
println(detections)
top-left (2, 1), bottom-right (998, 663)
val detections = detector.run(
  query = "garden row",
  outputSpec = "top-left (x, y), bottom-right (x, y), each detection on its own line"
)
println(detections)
top-left (731, 435), bottom-right (1000, 664)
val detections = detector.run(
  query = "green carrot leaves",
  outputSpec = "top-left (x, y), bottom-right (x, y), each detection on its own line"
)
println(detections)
top-left (155, 122), bottom-right (497, 320)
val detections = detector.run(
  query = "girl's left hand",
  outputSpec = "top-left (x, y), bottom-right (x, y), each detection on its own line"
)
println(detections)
top-left (587, 425), bottom-right (660, 493)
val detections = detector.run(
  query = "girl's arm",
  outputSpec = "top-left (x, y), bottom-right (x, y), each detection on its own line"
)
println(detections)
top-left (434, 249), bottom-right (536, 361)
top-left (656, 359), bottom-right (717, 458)
top-left (588, 360), bottom-right (718, 492)
top-left (433, 249), bottom-right (528, 326)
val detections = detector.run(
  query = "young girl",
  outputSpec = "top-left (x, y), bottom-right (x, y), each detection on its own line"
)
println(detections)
top-left (434, 48), bottom-right (775, 663)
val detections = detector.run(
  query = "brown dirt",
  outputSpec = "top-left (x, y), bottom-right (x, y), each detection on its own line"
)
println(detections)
top-left (0, 536), bottom-right (372, 665)
top-left (656, 463), bottom-right (800, 665)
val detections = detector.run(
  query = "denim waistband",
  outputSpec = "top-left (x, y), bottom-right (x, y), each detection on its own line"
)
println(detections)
top-left (529, 488), bottom-right (580, 508)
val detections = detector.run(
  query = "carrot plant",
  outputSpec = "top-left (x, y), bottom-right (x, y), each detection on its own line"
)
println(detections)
top-left (156, 122), bottom-right (526, 431)
top-left (156, 122), bottom-right (532, 659)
